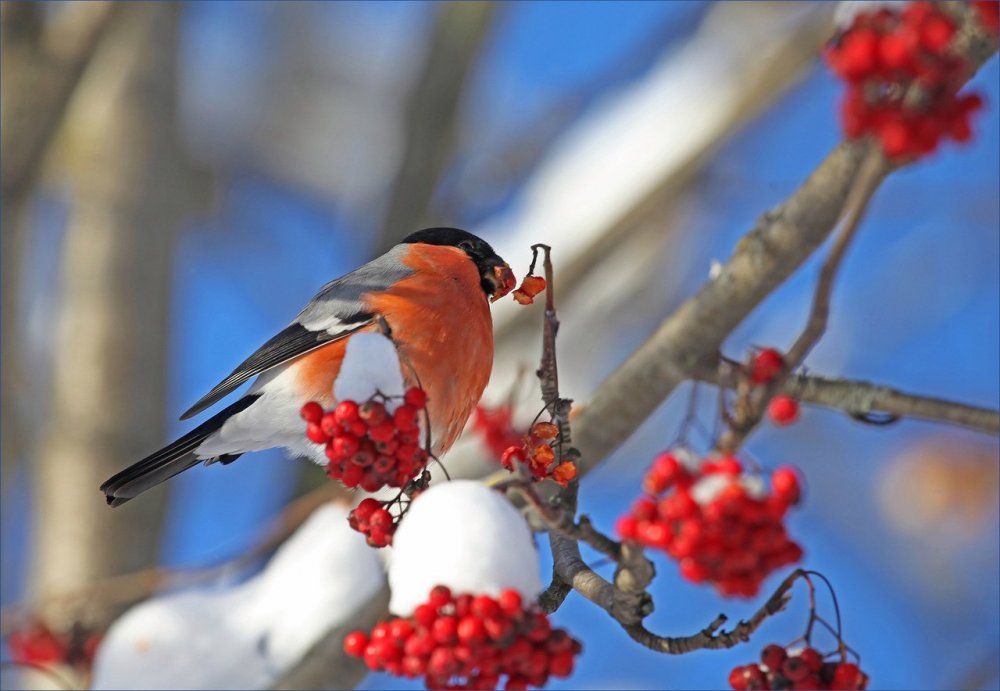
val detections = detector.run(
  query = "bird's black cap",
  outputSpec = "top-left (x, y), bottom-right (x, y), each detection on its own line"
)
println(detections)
top-left (403, 227), bottom-right (510, 298)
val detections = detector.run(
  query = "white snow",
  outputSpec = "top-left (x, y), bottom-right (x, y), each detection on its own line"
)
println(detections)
top-left (91, 503), bottom-right (385, 690)
top-left (833, 1), bottom-right (906, 29)
top-left (690, 473), bottom-right (732, 506)
top-left (387, 480), bottom-right (542, 616)
top-left (690, 471), bottom-right (768, 505)
top-left (333, 331), bottom-right (406, 411)
top-left (673, 447), bottom-right (704, 474)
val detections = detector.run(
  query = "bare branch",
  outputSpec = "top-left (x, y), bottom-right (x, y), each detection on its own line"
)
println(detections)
top-left (1, 1), bottom-right (122, 204)
top-left (697, 368), bottom-right (1000, 436)
top-left (548, 532), bottom-right (652, 626)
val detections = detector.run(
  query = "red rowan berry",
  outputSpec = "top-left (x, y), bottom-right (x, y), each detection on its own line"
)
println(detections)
top-left (334, 400), bottom-right (360, 424)
top-left (760, 643), bottom-right (787, 671)
top-left (771, 466), bottom-right (802, 504)
top-left (358, 400), bottom-right (388, 426)
top-left (751, 348), bottom-right (785, 384)
top-left (768, 396), bottom-right (800, 426)
top-left (305, 423), bottom-right (328, 444)
top-left (728, 665), bottom-right (750, 690)
top-left (500, 445), bottom-right (526, 471)
top-left (300, 401), bottom-right (323, 424)
top-left (531, 421), bottom-right (559, 440)
top-left (404, 387), bottom-right (428, 409)
top-left (498, 589), bottom-right (523, 617)
top-left (832, 662), bottom-right (869, 690)
top-left (429, 585), bottom-right (453, 608)
top-left (343, 631), bottom-right (368, 657)
top-left (393, 405), bottom-right (418, 430)
top-left (798, 647), bottom-right (823, 672)
top-left (551, 462), bottom-right (576, 487)
top-left (457, 616), bottom-right (486, 645)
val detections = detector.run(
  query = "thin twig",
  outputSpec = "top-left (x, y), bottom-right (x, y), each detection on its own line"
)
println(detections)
top-left (786, 149), bottom-right (889, 366)
top-left (623, 569), bottom-right (804, 654)
top-left (717, 148), bottom-right (890, 454)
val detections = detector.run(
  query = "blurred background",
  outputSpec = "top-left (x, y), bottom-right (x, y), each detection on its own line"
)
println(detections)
top-left (1, 1), bottom-right (997, 689)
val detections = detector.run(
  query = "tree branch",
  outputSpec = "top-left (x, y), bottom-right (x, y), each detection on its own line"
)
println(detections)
top-left (1, 1), bottom-right (122, 204)
top-left (697, 368), bottom-right (1000, 436)
top-left (623, 569), bottom-right (801, 654)
top-left (570, 10), bottom-right (997, 474)
top-left (718, 147), bottom-right (890, 453)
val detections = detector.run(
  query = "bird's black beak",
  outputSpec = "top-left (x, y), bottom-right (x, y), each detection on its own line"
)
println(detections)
top-left (483, 259), bottom-right (516, 303)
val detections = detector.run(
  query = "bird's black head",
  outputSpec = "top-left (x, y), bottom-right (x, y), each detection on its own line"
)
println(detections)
top-left (403, 227), bottom-right (515, 301)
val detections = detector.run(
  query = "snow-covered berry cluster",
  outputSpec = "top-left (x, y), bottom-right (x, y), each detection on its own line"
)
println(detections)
top-left (344, 585), bottom-right (581, 690)
top-left (473, 404), bottom-right (525, 462)
top-left (500, 422), bottom-right (576, 487)
top-left (749, 347), bottom-right (801, 427)
top-left (616, 450), bottom-right (803, 597)
top-left (512, 275), bottom-right (547, 305)
top-left (729, 644), bottom-right (869, 690)
top-left (825, 2), bottom-right (986, 160)
top-left (8, 618), bottom-right (101, 673)
top-left (300, 387), bottom-right (429, 492)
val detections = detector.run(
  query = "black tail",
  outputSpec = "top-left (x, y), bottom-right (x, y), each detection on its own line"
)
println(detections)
top-left (100, 396), bottom-right (259, 507)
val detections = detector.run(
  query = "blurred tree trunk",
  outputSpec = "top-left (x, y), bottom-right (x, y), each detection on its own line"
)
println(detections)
top-left (376, 1), bottom-right (496, 251)
top-left (1, 1), bottom-right (120, 491)
top-left (30, 2), bottom-right (198, 629)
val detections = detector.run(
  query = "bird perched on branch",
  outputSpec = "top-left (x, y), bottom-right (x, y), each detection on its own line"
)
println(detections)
top-left (101, 228), bottom-right (514, 507)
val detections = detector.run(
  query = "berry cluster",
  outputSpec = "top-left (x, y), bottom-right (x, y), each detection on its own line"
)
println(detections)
top-left (500, 422), bottom-right (576, 487)
top-left (344, 586), bottom-right (581, 690)
top-left (300, 387), bottom-right (429, 493)
top-left (473, 404), bottom-right (525, 462)
top-left (616, 451), bottom-right (803, 597)
top-left (729, 644), bottom-right (868, 690)
top-left (8, 619), bottom-right (101, 673)
top-left (750, 348), bottom-right (801, 427)
top-left (825, 2), bottom-right (986, 160)
top-left (348, 497), bottom-right (398, 548)
top-left (512, 275), bottom-right (546, 305)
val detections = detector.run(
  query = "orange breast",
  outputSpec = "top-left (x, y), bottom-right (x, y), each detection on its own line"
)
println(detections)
top-left (294, 245), bottom-right (493, 455)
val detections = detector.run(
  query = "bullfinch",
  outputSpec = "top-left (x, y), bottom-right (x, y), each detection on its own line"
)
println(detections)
top-left (101, 227), bottom-right (514, 507)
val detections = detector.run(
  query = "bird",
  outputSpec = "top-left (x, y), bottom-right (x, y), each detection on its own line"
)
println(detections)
top-left (101, 227), bottom-right (514, 507)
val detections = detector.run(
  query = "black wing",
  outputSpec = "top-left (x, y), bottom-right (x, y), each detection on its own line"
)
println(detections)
top-left (179, 319), bottom-right (371, 420)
